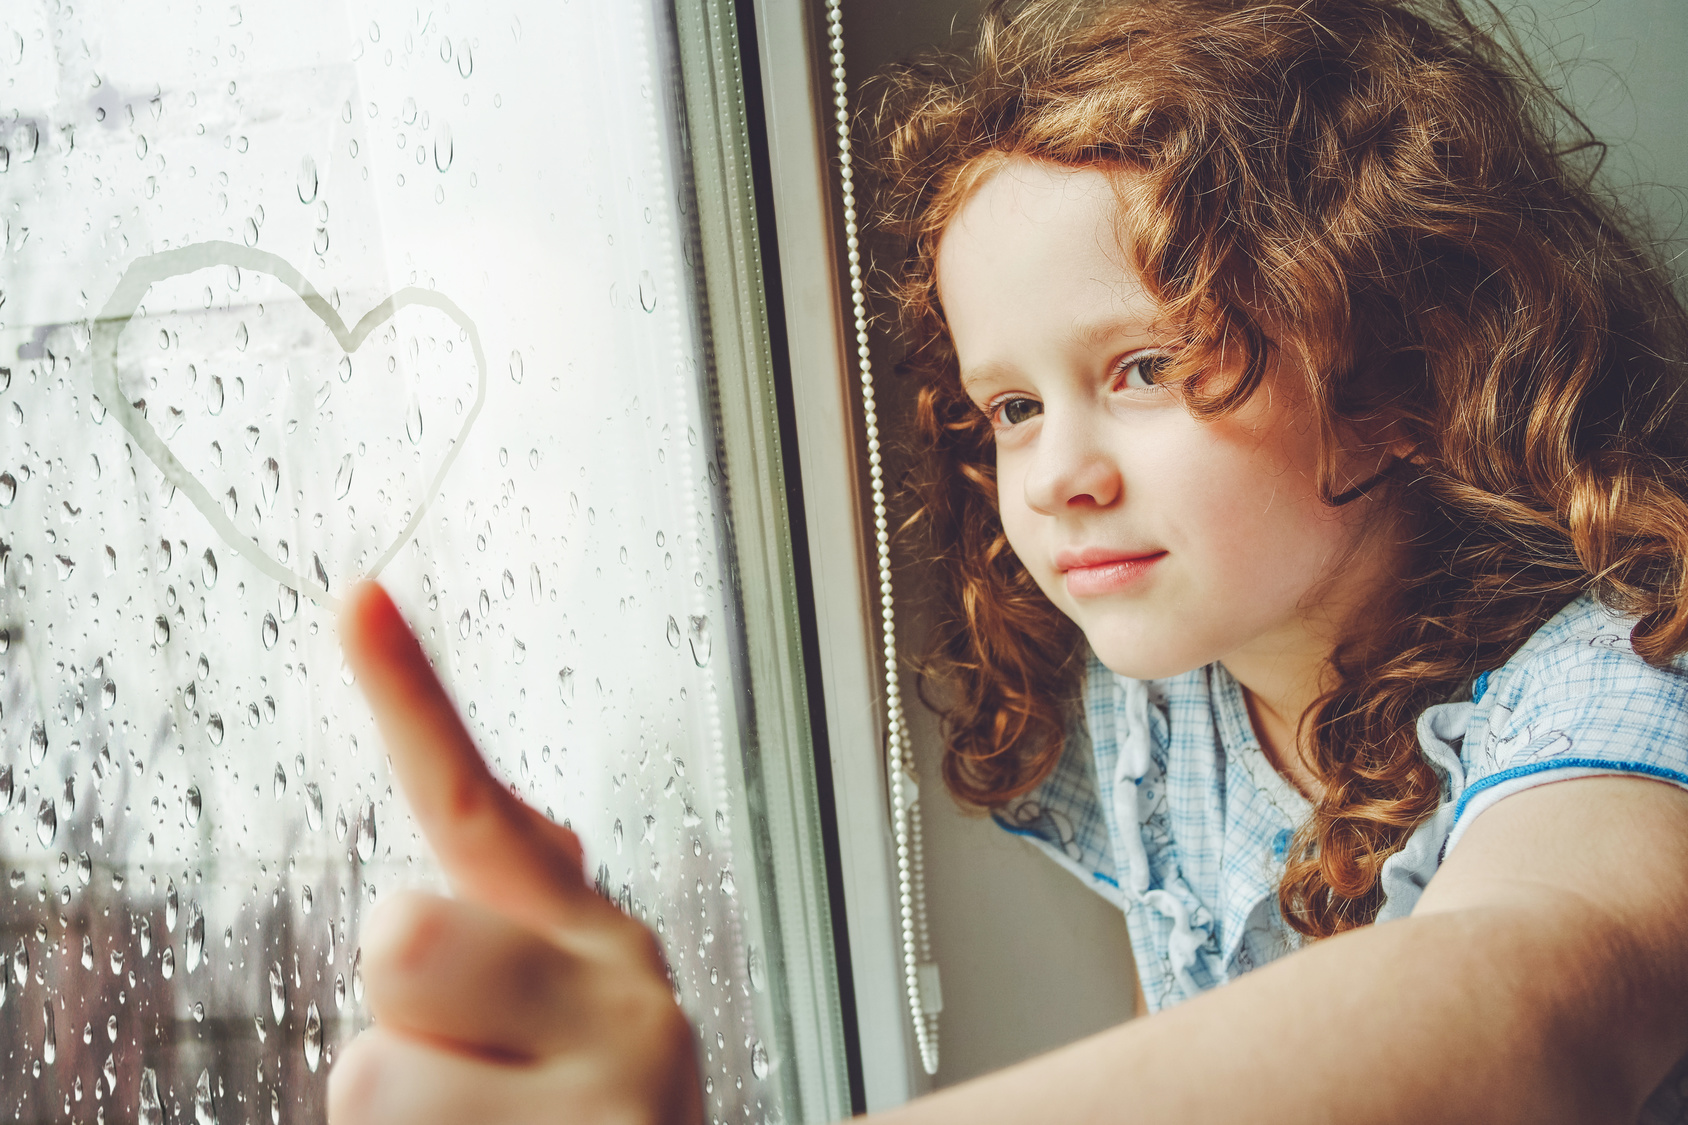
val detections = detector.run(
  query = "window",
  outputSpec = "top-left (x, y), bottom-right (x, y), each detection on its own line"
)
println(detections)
top-left (0, 2), bottom-right (850, 1121)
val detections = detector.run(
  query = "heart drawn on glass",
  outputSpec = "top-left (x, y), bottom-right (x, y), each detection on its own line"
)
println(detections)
top-left (91, 241), bottom-right (487, 611)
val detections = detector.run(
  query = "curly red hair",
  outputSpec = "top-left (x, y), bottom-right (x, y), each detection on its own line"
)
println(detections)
top-left (867, 0), bottom-right (1688, 937)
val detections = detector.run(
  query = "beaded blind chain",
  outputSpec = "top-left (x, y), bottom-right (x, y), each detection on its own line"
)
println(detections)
top-left (824, 0), bottom-right (942, 1077)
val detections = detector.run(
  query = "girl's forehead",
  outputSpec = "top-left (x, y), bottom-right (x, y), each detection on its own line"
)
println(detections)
top-left (943, 158), bottom-right (1125, 242)
top-left (935, 158), bottom-right (1157, 344)
top-left (936, 159), bottom-right (1150, 295)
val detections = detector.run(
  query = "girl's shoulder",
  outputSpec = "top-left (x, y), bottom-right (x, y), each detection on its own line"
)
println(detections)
top-left (1472, 590), bottom-right (1679, 705)
top-left (1445, 590), bottom-right (1688, 853)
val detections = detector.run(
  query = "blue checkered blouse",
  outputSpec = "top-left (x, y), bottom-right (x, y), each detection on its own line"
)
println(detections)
top-left (994, 591), bottom-right (1688, 1122)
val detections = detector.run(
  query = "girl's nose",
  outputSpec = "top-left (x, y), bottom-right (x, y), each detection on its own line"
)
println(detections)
top-left (1021, 412), bottom-right (1122, 514)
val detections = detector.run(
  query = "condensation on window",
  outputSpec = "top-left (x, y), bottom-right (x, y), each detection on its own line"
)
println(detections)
top-left (1, 2), bottom-right (786, 1122)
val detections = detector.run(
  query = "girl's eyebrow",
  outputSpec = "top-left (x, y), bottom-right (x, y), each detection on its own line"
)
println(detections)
top-left (957, 360), bottom-right (1014, 397)
top-left (1071, 314), bottom-right (1162, 350)
top-left (957, 317), bottom-right (1165, 396)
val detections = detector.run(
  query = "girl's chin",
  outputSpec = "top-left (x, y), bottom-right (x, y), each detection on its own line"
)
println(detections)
top-left (1081, 628), bottom-right (1212, 682)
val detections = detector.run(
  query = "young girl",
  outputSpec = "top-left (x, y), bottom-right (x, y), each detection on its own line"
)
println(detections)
top-left (327, 0), bottom-right (1688, 1122)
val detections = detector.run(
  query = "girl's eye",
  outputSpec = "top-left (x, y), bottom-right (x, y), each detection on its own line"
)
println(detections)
top-left (989, 397), bottom-right (1043, 428)
top-left (1114, 351), bottom-right (1174, 390)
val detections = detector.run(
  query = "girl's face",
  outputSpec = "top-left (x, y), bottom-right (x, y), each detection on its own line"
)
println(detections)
top-left (935, 157), bottom-right (1401, 682)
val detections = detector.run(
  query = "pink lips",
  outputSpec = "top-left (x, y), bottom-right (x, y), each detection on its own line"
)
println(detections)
top-left (1058, 547), bottom-right (1166, 597)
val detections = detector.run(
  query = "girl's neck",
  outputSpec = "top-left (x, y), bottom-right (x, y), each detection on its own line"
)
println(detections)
top-left (1238, 683), bottom-right (1326, 803)
top-left (1220, 530), bottom-right (1413, 806)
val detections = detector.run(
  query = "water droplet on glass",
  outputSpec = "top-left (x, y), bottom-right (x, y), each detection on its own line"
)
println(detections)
top-left (269, 961), bottom-right (286, 1022)
top-left (0, 472), bottom-right (14, 506)
top-left (298, 156), bottom-right (318, 203)
top-left (35, 800), bottom-right (56, 846)
top-left (0, 766), bottom-right (10, 812)
top-left (405, 402), bottom-right (423, 444)
top-left (184, 904), bottom-right (205, 972)
top-left (262, 613), bottom-right (279, 650)
top-left (355, 800), bottom-right (377, 862)
top-left (455, 38), bottom-right (472, 77)
top-left (719, 868), bottom-right (735, 896)
top-left (155, 616), bottom-right (171, 644)
top-left (208, 374), bottom-right (225, 415)
top-left (501, 568), bottom-right (515, 599)
top-left (202, 548), bottom-right (218, 587)
top-left (747, 944), bottom-right (767, 992)
top-left (433, 122), bottom-right (453, 171)
top-left (41, 1003), bottom-right (56, 1063)
top-left (162, 946), bottom-right (175, 979)
top-left (223, 487), bottom-right (238, 520)
top-left (166, 880), bottom-right (180, 931)
top-left (207, 714), bottom-right (224, 745)
top-left (260, 458), bottom-right (279, 509)
top-left (279, 586), bottom-right (299, 622)
top-left (478, 588), bottom-right (490, 617)
top-left (29, 723), bottom-right (47, 765)
top-left (508, 349), bottom-right (523, 383)
top-left (666, 615), bottom-right (681, 648)
top-left (338, 354), bottom-right (352, 383)
top-left (687, 615), bottom-right (712, 667)
top-left (139, 1067), bottom-right (164, 1125)
top-left (352, 947), bottom-right (365, 1002)
top-left (313, 553), bottom-right (331, 595)
top-left (185, 785), bottom-right (202, 825)
top-left (638, 270), bottom-right (657, 313)
top-left (244, 216), bottom-right (259, 246)
top-left (55, 554), bottom-right (75, 580)
top-left (314, 226), bottom-right (331, 255)
top-left (75, 852), bottom-right (91, 886)
top-left (333, 453), bottom-right (354, 499)
top-left (235, 321), bottom-right (249, 351)
top-left (458, 609), bottom-right (471, 639)
top-left (751, 1040), bottom-right (770, 1079)
top-left (101, 680), bottom-right (116, 709)
top-left (194, 1067), bottom-right (218, 1125)
top-left (529, 563), bottom-right (543, 602)
top-left (335, 807), bottom-right (349, 840)
top-left (303, 1002), bottom-right (323, 1071)
top-left (272, 763), bottom-right (288, 799)
top-left (306, 783), bottom-right (324, 830)
top-left (558, 667), bottom-right (575, 706)
top-left (139, 918), bottom-right (152, 958)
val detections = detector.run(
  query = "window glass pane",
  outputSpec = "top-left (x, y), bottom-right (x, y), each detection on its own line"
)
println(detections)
top-left (0, 2), bottom-right (832, 1122)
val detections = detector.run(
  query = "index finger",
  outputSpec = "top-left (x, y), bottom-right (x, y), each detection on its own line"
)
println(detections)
top-left (338, 579), bottom-right (594, 933)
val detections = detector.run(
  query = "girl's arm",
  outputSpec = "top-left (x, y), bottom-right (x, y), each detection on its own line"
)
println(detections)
top-left (331, 583), bottom-right (1688, 1125)
top-left (881, 774), bottom-right (1688, 1125)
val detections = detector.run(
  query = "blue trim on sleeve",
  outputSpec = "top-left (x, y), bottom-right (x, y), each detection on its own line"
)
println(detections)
top-left (1472, 669), bottom-right (1492, 702)
top-left (1452, 757), bottom-right (1688, 824)
top-left (991, 819), bottom-right (1121, 888)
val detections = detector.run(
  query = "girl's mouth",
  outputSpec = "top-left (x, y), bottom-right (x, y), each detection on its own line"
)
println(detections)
top-left (1061, 551), bottom-right (1166, 597)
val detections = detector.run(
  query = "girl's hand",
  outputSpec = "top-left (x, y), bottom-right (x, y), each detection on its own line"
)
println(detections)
top-left (328, 581), bottom-right (705, 1125)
